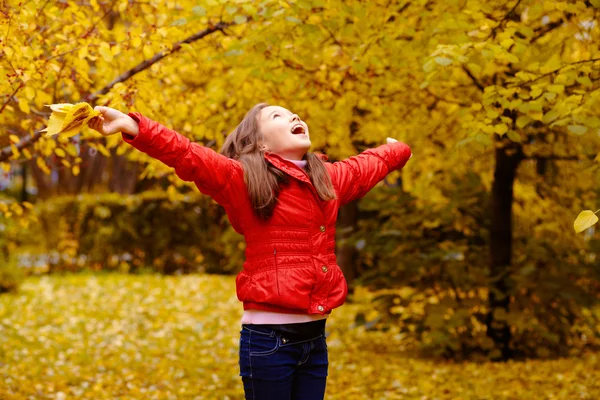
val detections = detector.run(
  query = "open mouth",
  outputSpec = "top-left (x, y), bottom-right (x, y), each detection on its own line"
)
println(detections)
top-left (291, 124), bottom-right (306, 135)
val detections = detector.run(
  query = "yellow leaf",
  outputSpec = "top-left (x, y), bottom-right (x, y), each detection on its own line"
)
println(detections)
top-left (72, 165), bottom-right (80, 176)
top-left (46, 103), bottom-right (73, 112)
top-left (10, 144), bottom-right (20, 159)
top-left (96, 144), bottom-right (111, 157)
top-left (494, 124), bottom-right (509, 135)
top-left (18, 97), bottom-right (30, 114)
top-left (99, 42), bottom-right (113, 62)
top-left (36, 157), bottom-right (51, 174)
top-left (65, 144), bottom-right (78, 157)
top-left (24, 86), bottom-right (36, 100)
top-left (22, 148), bottom-right (32, 160)
top-left (78, 46), bottom-right (89, 59)
top-left (54, 148), bottom-right (66, 158)
top-left (9, 134), bottom-right (20, 144)
top-left (143, 45), bottom-right (154, 59)
top-left (4, 47), bottom-right (14, 59)
top-left (42, 102), bottom-right (100, 137)
top-left (574, 210), bottom-right (599, 233)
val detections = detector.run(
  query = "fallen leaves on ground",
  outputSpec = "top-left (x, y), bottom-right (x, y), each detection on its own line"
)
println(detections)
top-left (0, 274), bottom-right (599, 399)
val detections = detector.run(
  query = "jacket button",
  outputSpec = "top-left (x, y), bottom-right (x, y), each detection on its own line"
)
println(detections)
top-left (317, 305), bottom-right (324, 312)
top-left (320, 225), bottom-right (326, 232)
top-left (321, 265), bottom-right (328, 273)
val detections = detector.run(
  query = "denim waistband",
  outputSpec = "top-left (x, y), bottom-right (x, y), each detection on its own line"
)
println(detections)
top-left (242, 319), bottom-right (326, 341)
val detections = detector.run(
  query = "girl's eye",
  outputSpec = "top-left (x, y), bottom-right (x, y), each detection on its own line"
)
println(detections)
top-left (273, 114), bottom-right (280, 118)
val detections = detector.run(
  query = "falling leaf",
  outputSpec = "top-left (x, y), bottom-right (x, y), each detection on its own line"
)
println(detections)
top-left (574, 210), bottom-right (599, 233)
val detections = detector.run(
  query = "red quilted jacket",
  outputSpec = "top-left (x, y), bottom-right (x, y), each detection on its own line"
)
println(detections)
top-left (123, 113), bottom-right (412, 315)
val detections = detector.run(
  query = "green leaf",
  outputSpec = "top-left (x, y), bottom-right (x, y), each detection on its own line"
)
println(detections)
top-left (180, 43), bottom-right (196, 55)
top-left (568, 125), bottom-right (588, 135)
top-left (286, 16), bottom-right (302, 24)
top-left (494, 123), bottom-right (509, 135)
top-left (507, 130), bottom-right (521, 142)
top-left (170, 18), bottom-right (187, 27)
top-left (192, 5), bottom-right (206, 16)
top-left (542, 110), bottom-right (559, 124)
top-left (234, 15), bottom-right (247, 24)
top-left (434, 57), bottom-right (453, 66)
top-left (516, 115), bottom-right (531, 128)
top-left (574, 210), bottom-right (599, 233)
top-left (577, 76), bottom-right (593, 86)
top-left (547, 84), bottom-right (564, 94)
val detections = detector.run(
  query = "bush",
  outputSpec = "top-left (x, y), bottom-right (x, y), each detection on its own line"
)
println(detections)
top-left (0, 256), bottom-right (25, 294)
top-left (353, 172), bottom-right (600, 360)
top-left (23, 191), bottom-right (245, 275)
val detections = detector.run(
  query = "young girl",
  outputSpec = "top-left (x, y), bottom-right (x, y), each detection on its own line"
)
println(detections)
top-left (89, 103), bottom-right (412, 399)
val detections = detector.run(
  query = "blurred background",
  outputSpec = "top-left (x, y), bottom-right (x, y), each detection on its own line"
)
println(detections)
top-left (1, 0), bottom-right (600, 398)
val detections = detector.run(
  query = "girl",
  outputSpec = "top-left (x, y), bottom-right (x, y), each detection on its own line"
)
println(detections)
top-left (89, 103), bottom-right (412, 399)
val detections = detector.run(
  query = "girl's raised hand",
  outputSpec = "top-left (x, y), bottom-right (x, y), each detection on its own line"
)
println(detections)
top-left (88, 106), bottom-right (139, 137)
top-left (386, 137), bottom-right (412, 159)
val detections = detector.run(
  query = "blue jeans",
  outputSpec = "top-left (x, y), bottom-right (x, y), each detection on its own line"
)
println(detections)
top-left (239, 324), bottom-right (329, 400)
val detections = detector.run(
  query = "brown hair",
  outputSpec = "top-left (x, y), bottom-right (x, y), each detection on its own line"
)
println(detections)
top-left (220, 103), bottom-right (337, 220)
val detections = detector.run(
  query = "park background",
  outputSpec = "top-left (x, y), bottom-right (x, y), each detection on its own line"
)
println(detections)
top-left (1, 0), bottom-right (600, 398)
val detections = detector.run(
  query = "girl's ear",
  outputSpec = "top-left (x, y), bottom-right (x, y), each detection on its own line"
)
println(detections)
top-left (259, 143), bottom-right (268, 152)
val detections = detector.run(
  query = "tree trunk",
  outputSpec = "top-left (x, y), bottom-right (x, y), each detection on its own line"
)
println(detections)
top-left (336, 199), bottom-right (360, 293)
top-left (20, 163), bottom-right (28, 202)
top-left (486, 140), bottom-right (523, 361)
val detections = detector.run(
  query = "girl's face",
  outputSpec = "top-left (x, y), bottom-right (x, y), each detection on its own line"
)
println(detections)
top-left (258, 105), bottom-right (311, 160)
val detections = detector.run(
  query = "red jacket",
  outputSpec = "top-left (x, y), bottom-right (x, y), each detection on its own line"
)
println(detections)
top-left (124, 113), bottom-right (412, 315)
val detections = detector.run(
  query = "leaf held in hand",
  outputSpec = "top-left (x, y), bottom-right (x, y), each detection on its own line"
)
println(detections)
top-left (574, 210), bottom-right (599, 233)
top-left (41, 102), bottom-right (101, 138)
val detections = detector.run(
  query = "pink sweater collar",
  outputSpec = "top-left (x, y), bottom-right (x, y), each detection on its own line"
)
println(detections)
top-left (286, 158), bottom-right (308, 169)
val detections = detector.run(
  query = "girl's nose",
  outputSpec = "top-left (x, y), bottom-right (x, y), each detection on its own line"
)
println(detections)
top-left (290, 114), bottom-right (300, 122)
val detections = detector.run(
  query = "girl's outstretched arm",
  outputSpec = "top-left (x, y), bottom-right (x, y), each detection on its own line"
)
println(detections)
top-left (328, 137), bottom-right (412, 206)
top-left (89, 107), bottom-right (244, 203)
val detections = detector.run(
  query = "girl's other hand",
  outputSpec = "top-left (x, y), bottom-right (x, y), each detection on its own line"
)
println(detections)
top-left (386, 137), bottom-right (412, 159)
top-left (88, 106), bottom-right (139, 137)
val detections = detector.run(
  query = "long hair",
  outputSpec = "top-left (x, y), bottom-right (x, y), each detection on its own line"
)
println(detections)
top-left (220, 103), bottom-right (337, 220)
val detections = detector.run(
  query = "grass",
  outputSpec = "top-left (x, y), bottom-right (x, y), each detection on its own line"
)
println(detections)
top-left (0, 273), bottom-right (599, 399)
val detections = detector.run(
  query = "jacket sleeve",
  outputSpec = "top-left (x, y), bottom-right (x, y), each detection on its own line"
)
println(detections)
top-left (328, 141), bottom-right (412, 206)
top-left (122, 112), bottom-right (244, 205)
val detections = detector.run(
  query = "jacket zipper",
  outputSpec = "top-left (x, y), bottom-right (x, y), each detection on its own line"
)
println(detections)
top-left (274, 248), bottom-right (280, 296)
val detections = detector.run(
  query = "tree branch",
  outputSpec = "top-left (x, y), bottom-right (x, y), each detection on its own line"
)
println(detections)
top-left (509, 58), bottom-right (600, 88)
top-left (486, 0), bottom-right (523, 40)
top-left (530, 13), bottom-right (574, 44)
top-left (83, 22), bottom-right (230, 103)
top-left (462, 65), bottom-right (485, 92)
top-left (0, 22), bottom-right (230, 163)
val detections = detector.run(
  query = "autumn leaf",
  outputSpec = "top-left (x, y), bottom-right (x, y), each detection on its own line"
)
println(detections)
top-left (41, 102), bottom-right (101, 138)
top-left (574, 210), bottom-right (599, 233)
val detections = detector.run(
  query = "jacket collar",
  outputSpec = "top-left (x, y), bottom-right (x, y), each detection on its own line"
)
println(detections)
top-left (264, 152), bottom-right (310, 184)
